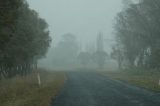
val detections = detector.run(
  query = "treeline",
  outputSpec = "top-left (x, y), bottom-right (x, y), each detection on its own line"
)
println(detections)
top-left (113, 0), bottom-right (160, 69)
top-left (51, 33), bottom-right (108, 69)
top-left (0, 0), bottom-right (51, 78)
top-left (78, 33), bottom-right (108, 69)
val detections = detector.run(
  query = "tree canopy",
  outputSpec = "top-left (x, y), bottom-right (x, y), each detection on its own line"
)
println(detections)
top-left (0, 0), bottom-right (51, 78)
top-left (114, 0), bottom-right (160, 69)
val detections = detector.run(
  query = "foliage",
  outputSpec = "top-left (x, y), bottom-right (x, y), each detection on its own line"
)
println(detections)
top-left (111, 46), bottom-right (124, 69)
top-left (92, 51), bottom-right (107, 68)
top-left (114, 0), bottom-right (160, 69)
top-left (93, 32), bottom-right (108, 68)
top-left (78, 52), bottom-right (91, 67)
top-left (52, 33), bottom-right (78, 68)
top-left (0, 0), bottom-right (51, 78)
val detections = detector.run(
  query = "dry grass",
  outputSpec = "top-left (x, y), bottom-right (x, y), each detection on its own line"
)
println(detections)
top-left (102, 70), bottom-right (160, 92)
top-left (0, 70), bottom-right (65, 106)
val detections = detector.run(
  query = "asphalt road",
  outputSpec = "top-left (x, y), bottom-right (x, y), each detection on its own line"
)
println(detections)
top-left (51, 72), bottom-right (160, 106)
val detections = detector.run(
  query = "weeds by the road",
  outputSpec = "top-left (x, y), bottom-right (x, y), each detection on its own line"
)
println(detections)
top-left (0, 70), bottom-right (65, 106)
top-left (102, 70), bottom-right (160, 92)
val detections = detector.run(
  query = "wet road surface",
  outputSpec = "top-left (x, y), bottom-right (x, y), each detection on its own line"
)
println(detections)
top-left (51, 72), bottom-right (160, 106)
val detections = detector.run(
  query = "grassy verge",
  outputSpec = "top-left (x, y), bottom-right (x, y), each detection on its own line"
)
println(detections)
top-left (102, 70), bottom-right (160, 92)
top-left (0, 70), bottom-right (65, 106)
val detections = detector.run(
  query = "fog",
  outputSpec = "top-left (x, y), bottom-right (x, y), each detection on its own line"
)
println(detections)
top-left (27, 0), bottom-right (123, 70)
top-left (1, 1), bottom-right (160, 105)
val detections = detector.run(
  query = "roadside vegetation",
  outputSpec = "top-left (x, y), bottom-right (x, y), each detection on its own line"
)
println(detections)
top-left (106, 0), bottom-right (160, 93)
top-left (0, 0), bottom-right (51, 78)
top-left (112, 0), bottom-right (160, 70)
top-left (0, 70), bottom-right (65, 106)
top-left (103, 70), bottom-right (160, 92)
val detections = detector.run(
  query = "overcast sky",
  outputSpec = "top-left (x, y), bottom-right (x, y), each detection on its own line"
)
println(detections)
top-left (27, 0), bottom-right (123, 47)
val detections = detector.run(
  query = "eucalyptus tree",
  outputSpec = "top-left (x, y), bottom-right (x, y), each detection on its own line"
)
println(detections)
top-left (0, 0), bottom-right (51, 78)
top-left (52, 33), bottom-right (78, 69)
top-left (114, 0), bottom-right (160, 69)
top-left (93, 32), bottom-right (108, 69)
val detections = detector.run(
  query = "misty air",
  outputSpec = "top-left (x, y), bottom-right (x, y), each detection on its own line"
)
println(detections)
top-left (0, 0), bottom-right (160, 106)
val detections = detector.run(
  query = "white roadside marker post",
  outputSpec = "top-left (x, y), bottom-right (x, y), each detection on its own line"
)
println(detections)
top-left (37, 73), bottom-right (41, 87)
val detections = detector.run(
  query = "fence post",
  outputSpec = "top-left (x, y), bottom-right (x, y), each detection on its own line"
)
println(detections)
top-left (37, 73), bottom-right (41, 87)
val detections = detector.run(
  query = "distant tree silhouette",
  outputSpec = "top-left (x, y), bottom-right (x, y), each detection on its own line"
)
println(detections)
top-left (78, 52), bottom-right (91, 67)
top-left (93, 32), bottom-right (108, 69)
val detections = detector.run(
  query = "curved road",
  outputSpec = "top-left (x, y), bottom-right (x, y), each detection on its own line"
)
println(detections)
top-left (51, 72), bottom-right (160, 106)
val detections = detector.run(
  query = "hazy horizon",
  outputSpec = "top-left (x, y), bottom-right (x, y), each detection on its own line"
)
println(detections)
top-left (27, 0), bottom-right (123, 69)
